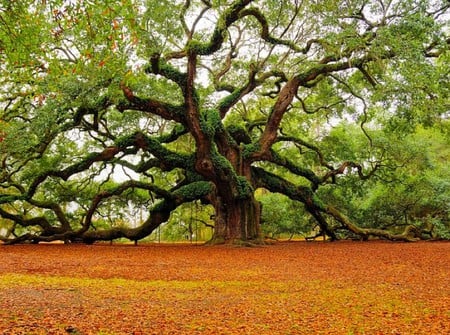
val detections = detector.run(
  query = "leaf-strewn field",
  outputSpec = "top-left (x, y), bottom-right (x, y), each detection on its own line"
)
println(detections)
top-left (0, 241), bottom-right (449, 335)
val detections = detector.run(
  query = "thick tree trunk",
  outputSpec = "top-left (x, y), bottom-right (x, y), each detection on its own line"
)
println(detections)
top-left (209, 194), bottom-right (262, 245)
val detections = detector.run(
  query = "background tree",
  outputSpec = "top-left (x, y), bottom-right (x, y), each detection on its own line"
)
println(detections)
top-left (259, 191), bottom-right (313, 240)
top-left (0, 0), bottom-right (448, 244)
top-left (317, 122), bottom-right (450, 239)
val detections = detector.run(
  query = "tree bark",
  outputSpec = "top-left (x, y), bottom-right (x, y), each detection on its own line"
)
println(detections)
top-left (209, 194), bottom-right (262, 245)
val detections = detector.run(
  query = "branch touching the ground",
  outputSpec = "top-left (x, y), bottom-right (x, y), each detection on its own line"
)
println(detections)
top-left (326, 206), bottom-right (421, 242)
top-left (80, 181), bottom-right (213, 243)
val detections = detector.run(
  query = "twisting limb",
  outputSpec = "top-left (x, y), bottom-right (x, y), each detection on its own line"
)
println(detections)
top-left (295, 95), bottom-right (346, 115)
top-left (321, 161), bottom-right (380, 183)
top-left (119, 82), bottom-right (187, 124)
top-left (238, 7), bottom-right (304, 52)
top-left (266, 149), bottom-right (322, 187)
top-left (251, 166), bottom-right (337, 240)
top-left (80, 181), bottom-right (213, 243)
top-left (79, 180), bottom-right (174, 234)
top-left (330, 74), bottom-right (374, 147)
top-left (188, 0), bottom-right (254, 55)
top-left (326, 206), bottom-right (420, 242)
top-left (0, 207), bottom-right (67, 236)
top-left (276, 135), bottom-right (334, 171)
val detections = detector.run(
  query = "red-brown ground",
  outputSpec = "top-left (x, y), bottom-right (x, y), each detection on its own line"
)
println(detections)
top-left (0, 241), bottom-right (449, 335)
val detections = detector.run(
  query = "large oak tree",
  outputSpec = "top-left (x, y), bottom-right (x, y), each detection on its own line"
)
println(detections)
top-left (0, 0), bottom-right (448, 244)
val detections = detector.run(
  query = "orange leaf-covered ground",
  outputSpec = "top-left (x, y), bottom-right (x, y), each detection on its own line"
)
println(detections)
top-left (0, 241), bottom-right (449, 334)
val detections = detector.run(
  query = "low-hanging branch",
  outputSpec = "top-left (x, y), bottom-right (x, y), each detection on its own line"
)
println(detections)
top-left (79, 180), bottom-right (175, 234)
top-left (80, 181), bottom-right (213, 244)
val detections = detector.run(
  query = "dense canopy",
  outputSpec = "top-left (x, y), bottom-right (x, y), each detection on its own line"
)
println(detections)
top-left (0, 0), bottom-right (449, 244)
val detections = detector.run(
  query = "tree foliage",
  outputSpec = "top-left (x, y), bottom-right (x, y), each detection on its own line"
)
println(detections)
top-left (0, 0), bottom-right (449, 244)
top-left (318, 124), bottom-right (450, 239)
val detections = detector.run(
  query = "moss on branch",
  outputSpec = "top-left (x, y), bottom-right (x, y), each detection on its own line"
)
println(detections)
top-left (269, 150), bottom-right (322, 188)
top-left (173, 181), bottom-right (213, 202)
top-left (252, 167), bottom-right (306, 200)
top-left (148, 54), bottom-right (188, 88)
top-left (238, 7), bottom-right (303, 52)
top-left (242, 143), bottom-right (261, 159)
top-left (226, 125), bottom-right (251, 145)
top-left (0, 194), bottom-right (27, 205)
top-left (115, 132), bottom-right (194, 171)
top-left (235, 175), bottom-right (253, 199)
top-left (187, 0), bottom-right (253, 55)
top-left (79, 181), bottom-right (213, 244)
top-left (158, 124), bottom-right (187, 143)
top-left (200, 109), bottom-right (223, 138)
